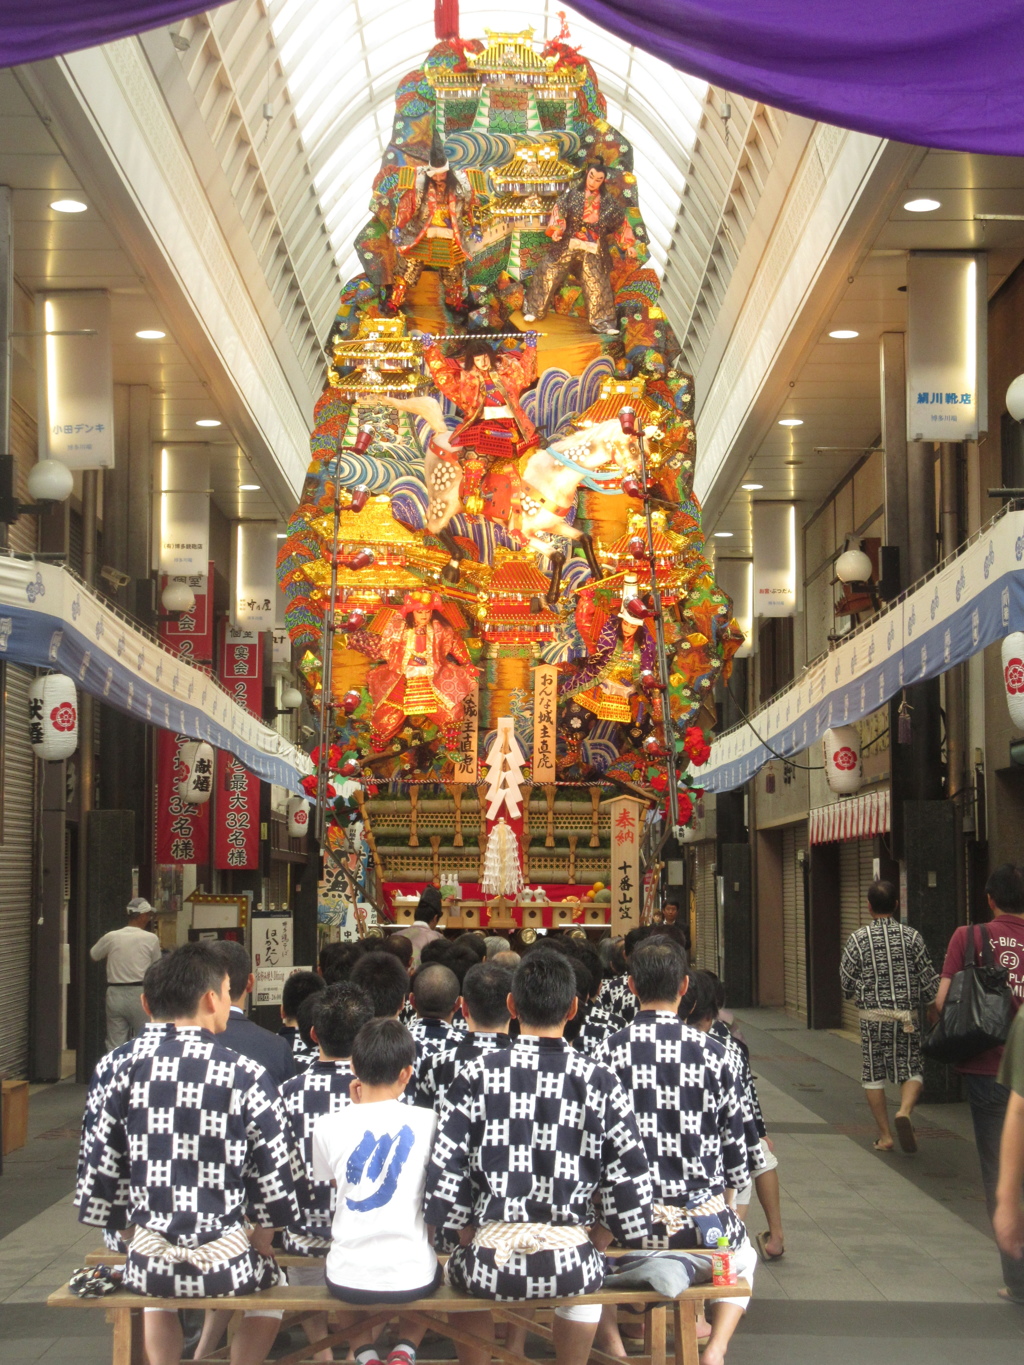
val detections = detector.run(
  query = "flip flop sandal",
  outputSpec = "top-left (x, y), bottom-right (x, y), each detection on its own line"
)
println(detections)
top-left (755, 1230), bottom-right (784, 1262)
top-left (872, 1138), bottom-right (894, 1152)
top-left (894, 1114), bottom-right (918, 1153)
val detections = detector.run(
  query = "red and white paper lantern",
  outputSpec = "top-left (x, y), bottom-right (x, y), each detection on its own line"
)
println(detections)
top-left (823, 725), bottom-right (862, 794)
top-left (28, 673), bottom-right (78, 760)
top-left (1002, 634), bottom-right (1024, 730)
top-left (287, 796), bottom-right (310, 838)
top-left (176, 740), bottom-right (215, 804)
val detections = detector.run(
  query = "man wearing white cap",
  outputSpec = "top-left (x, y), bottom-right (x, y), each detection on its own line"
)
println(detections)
top-left (90, 898), bottom-right (162, 1049)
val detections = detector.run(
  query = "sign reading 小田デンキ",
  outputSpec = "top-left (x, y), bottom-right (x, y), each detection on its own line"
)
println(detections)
top-left (40, 292), bottom-right (115, 469)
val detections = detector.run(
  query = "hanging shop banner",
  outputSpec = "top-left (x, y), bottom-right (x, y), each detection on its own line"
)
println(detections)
top-left (154, 729), bottom-right (210, 864)
top-left (452, 680), bottom-right (480, 783)
top-left (907, 252), bottom-right (987, 443)
top-left (157, 447), bottom-right (210, 578)
top-left (159, 561), bottom-right (214, 667)
top-left (231, 521), bottom-right (278, 631)
top-left (39, 291), bottom-right (115, 469)
top-left (252, 914), bottom-right (293, 972)
top-left (608, 795), bottom-right (643, 936)
top-left (752, 503), bottom-right (796, 617)
top-left (701, 505), bottom-right (1024, 793)
top-left (715, 558), bottom-right (753, 658)
top-left (216, 620), bottom-right (262, 869)
top-left (532, 664), bottom-right (558, 783)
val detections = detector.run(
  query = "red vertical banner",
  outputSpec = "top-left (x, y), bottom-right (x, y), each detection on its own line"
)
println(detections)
top-left (215, 622), bottom-right (263, 870)
top-left (154, 565), bottom-right (215, 864)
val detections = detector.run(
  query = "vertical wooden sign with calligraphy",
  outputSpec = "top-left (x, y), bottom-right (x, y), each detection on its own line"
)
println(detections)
top-left (532, 664), bottom-right (557, 784)
top-left (452, 680), bottom-right (479, 784)
top-left (608, 795), bottom-right (643, 936)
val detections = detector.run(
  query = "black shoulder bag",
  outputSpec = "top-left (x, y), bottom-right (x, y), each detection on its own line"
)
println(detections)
top-left (922, 924), bottom-right (1014, 1064)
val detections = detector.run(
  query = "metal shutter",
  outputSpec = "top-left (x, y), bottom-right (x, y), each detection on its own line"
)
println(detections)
top-left (694, 844), bottom-right (717, 972)
top-left (0, 663), bottom-right (37, 1077)
top-left (839, 838), bottom-right (877, 1032)
top-left (782, 822), bottom-right (808, 1019)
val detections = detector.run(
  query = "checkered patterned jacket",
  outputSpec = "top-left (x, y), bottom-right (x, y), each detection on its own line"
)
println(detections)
top-left (574, 1001), bottom-right (621, 1060)
top-left (839, 917), bottom-right (939, 1011)
top-left (423, 1033), bottom-right (653, 1243)
top-left (408, 1016), bottom-right (460, 1092)
top-left (77, 1028), bottom-right (306, 1245)
top-left (280, 1058), bottom-right (355, 1254)
top-left (291, 1034), bottom-right (318, 1071)
top-left (412, 1031), bottom-right (511, 1110)
top-left (76, 1022), bottom-right (174, 1194)
top-left (599, 975), bottom-right (638, 1029)
top-left (598, 1011), bottom-right (765, 1206)
top-left (710, 1020), bottom-right (766, 1139)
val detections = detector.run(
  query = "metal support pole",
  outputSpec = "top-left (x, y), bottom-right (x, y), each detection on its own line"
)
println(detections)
top-left (940, 442), bottom-right (966, 800)
top-left (0, 186), bottom-right (11, 554)
top-left (314, 461), bottom-right (342, 844)
top-left (75, 469), bottom-right (98, 1082)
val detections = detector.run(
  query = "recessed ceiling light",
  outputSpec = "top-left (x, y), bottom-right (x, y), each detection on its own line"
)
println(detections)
top-left (829, 329), bottom-right (859, 339)
top-left (713, 531), bottom-right (734, 538)
top-left (135, 329), bottom-right (166, 340)
top-left (741, 483), bottom-right (763, 491)
top-left (50, 198), bottom-right (86, 213)
top-left (239, 483), bottom-right (261, 491)
top-left (195, 418), bottom-right (222, 427)
top-left (903, 197), bottom-right (941, 212)
top-left (778, 418), bottom-right (803, 427)
top-left (276, 532), bottom-right (287, 539)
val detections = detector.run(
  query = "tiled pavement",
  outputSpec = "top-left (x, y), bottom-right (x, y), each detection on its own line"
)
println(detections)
top-left (1, 1013), bottom-right (1023, 1362)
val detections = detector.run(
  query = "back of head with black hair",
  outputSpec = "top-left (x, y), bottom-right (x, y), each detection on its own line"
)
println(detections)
top-left (623, 925), bottom-right (657, 960)
top-left (630, 939), bottom-right (688, 1005)
top-left (445, 943), bottom-right (481, 987)
top-left (418, 938), bottom-right (451, 968)
top-left (382, 934), bottom-right (413, 967)
top-left (415, 885), bottom-right (443, 923)
top-left (867, 879), bottom-right (898, 915)
top-left (146, 941), bottom-right (228, 1020)
top-left (456, 932), bottom-right (487, 961)
top-left (602, 937), bottom-right (627, 976)
top-left (214, 939), bottom-right (252, 1001)
top-left (296, 992), bottom-right (319, 1048)
top-left (703, 969), bottom-right (726, 1014)
top-left (351, 1016), bottom-right (415, 1087)
top-left (543, 935), bottom-right (602, 1001)
top-left (282, 970), bottom-right (326, 1020)
top-left (987, 863), bottom-right (1024, 914)
top-left (461, 961), bottom-right (513, 1029)
top-left (319, 940), bottom-right (359, 986)
top-left (511, 949), bottom-right (576, 1028)
top-left (679, 969), bottom-right (719, 1026)
top-left (412, 962), bottom-right (460, 1018)
top-left (313, 981), bottom-right (374, 1058)
top-left (349, 951), bottom-right (409, 1018)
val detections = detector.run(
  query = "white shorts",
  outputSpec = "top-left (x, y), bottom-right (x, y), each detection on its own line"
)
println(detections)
top-left (863, 1073), bottom-right (922, 1091)
top-left (287, 1261), bottom-right (328, 1288)
top-left (683, 1236), bottom-right (757, 1312)
top-left (735, 1139), bottom-right (778, 1207)
top-left (553, 1302), bottom-right (603, 1322)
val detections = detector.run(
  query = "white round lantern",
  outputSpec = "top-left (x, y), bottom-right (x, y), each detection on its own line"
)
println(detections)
top-left (27, 458), bottom-right (74, 503)
top-left (835, 546), bottom-right (873, 584)
top-left (1006, 375), bottom-right (1024, 423)
top-left (176, 740), bottom-right (215, 804)
top-left (1002, 634), bottom-right (1024, 729)
top-left (280, 686), bottom-right (304, 710)
top-left (287, 796), bottom-right (310, 838)
top-left (161, 580), bottom-right (196, 613)
top-left (28, 673), bottom-right (78, 760)
top-left (823, 725), bottom-right (862, 794)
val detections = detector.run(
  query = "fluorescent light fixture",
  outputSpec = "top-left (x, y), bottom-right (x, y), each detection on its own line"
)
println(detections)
top-left (778, 418), bottom-right (803, 427)
top-left (828, 329), bottom-right (859, 339)
top-left (239, 483), bottom-right (261, 491)
top-left (50, 198), bottom-right (86, 213)
top-left (276, 532), bottom-right (287, 539)
top-left (904, 197), bottom-right (941, 212)
top-left (713, 531), bottom-right (734, 538)
top-left (195, 418), bottom-right (222, 427)
top-left (741, 483), bottom-right (763, 491)
top-left (135, 329), bottom-right (166, 340)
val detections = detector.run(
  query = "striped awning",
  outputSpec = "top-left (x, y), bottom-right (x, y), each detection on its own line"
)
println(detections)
top-left (809, 789), bottom-right (890, 845)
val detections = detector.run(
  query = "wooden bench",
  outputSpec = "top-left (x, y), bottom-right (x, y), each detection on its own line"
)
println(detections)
top-left (48, 1277), bottom-right (749, 1365)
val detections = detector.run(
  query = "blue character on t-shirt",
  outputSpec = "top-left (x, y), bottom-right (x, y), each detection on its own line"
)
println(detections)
top-left (345, 1126), bottom-right (415, 1211)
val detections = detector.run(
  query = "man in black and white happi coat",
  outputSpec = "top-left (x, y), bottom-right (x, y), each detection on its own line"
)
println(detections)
top-left (423, 951), bottom-right (652, 1365)
top-left (77, 942), bottom-right (307, 1365)
top-left (413, 961), bottom-right (512, 1111)
top-left (598, 941), bottom-right (763, 1365)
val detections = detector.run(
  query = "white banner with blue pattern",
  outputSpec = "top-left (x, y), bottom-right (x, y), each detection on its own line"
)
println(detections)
top-left (697, 509), bottom-right (1024, 793)
top-left (0, 558), bottom-right (312, 793)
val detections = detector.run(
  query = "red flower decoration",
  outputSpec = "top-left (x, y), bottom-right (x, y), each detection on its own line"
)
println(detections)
top-left (299, 774), bottom-right (318, 797)
top-left (1006, 658), bottom-right (1024, 695)
top-left (50, 702), bottom-right (77, 733)
top-left (682, 725), bottom-right (711, 766)
top-left (832, 746), bottom-right (857, 771)
top-left (677, 790), bottom-right (694, 826)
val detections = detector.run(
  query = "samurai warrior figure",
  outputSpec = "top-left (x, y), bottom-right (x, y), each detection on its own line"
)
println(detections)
top-left (389, 147), bottom-right (476, 314)
top-left (523, 161), bottom-right (635, 335)
top-left (564, 598), bottom-right (660, 726)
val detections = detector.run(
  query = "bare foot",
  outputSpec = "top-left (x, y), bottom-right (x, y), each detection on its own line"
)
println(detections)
top-left (701, 1344), bottom-right (726, 1365)
top-left (873, 1137), bottom-right (894, 1151)
top-left (762, 1234), bottom-right (785, 1258)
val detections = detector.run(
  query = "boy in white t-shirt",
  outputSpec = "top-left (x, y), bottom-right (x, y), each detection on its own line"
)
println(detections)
top-left (311, 1017), bottom-right (440, 1365)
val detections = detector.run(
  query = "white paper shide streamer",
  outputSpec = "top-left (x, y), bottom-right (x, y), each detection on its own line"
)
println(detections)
top-left (481, 718), bottom-right (526, 896)
top-left (482, 819), bottom-right (525, 897)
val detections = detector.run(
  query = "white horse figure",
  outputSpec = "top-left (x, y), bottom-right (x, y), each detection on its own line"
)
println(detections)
top-left (379, 396), bottom-right (639, 599)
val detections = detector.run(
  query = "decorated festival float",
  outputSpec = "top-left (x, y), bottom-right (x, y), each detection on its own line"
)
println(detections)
top-left (277, 16), bottom-right (744, 941)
